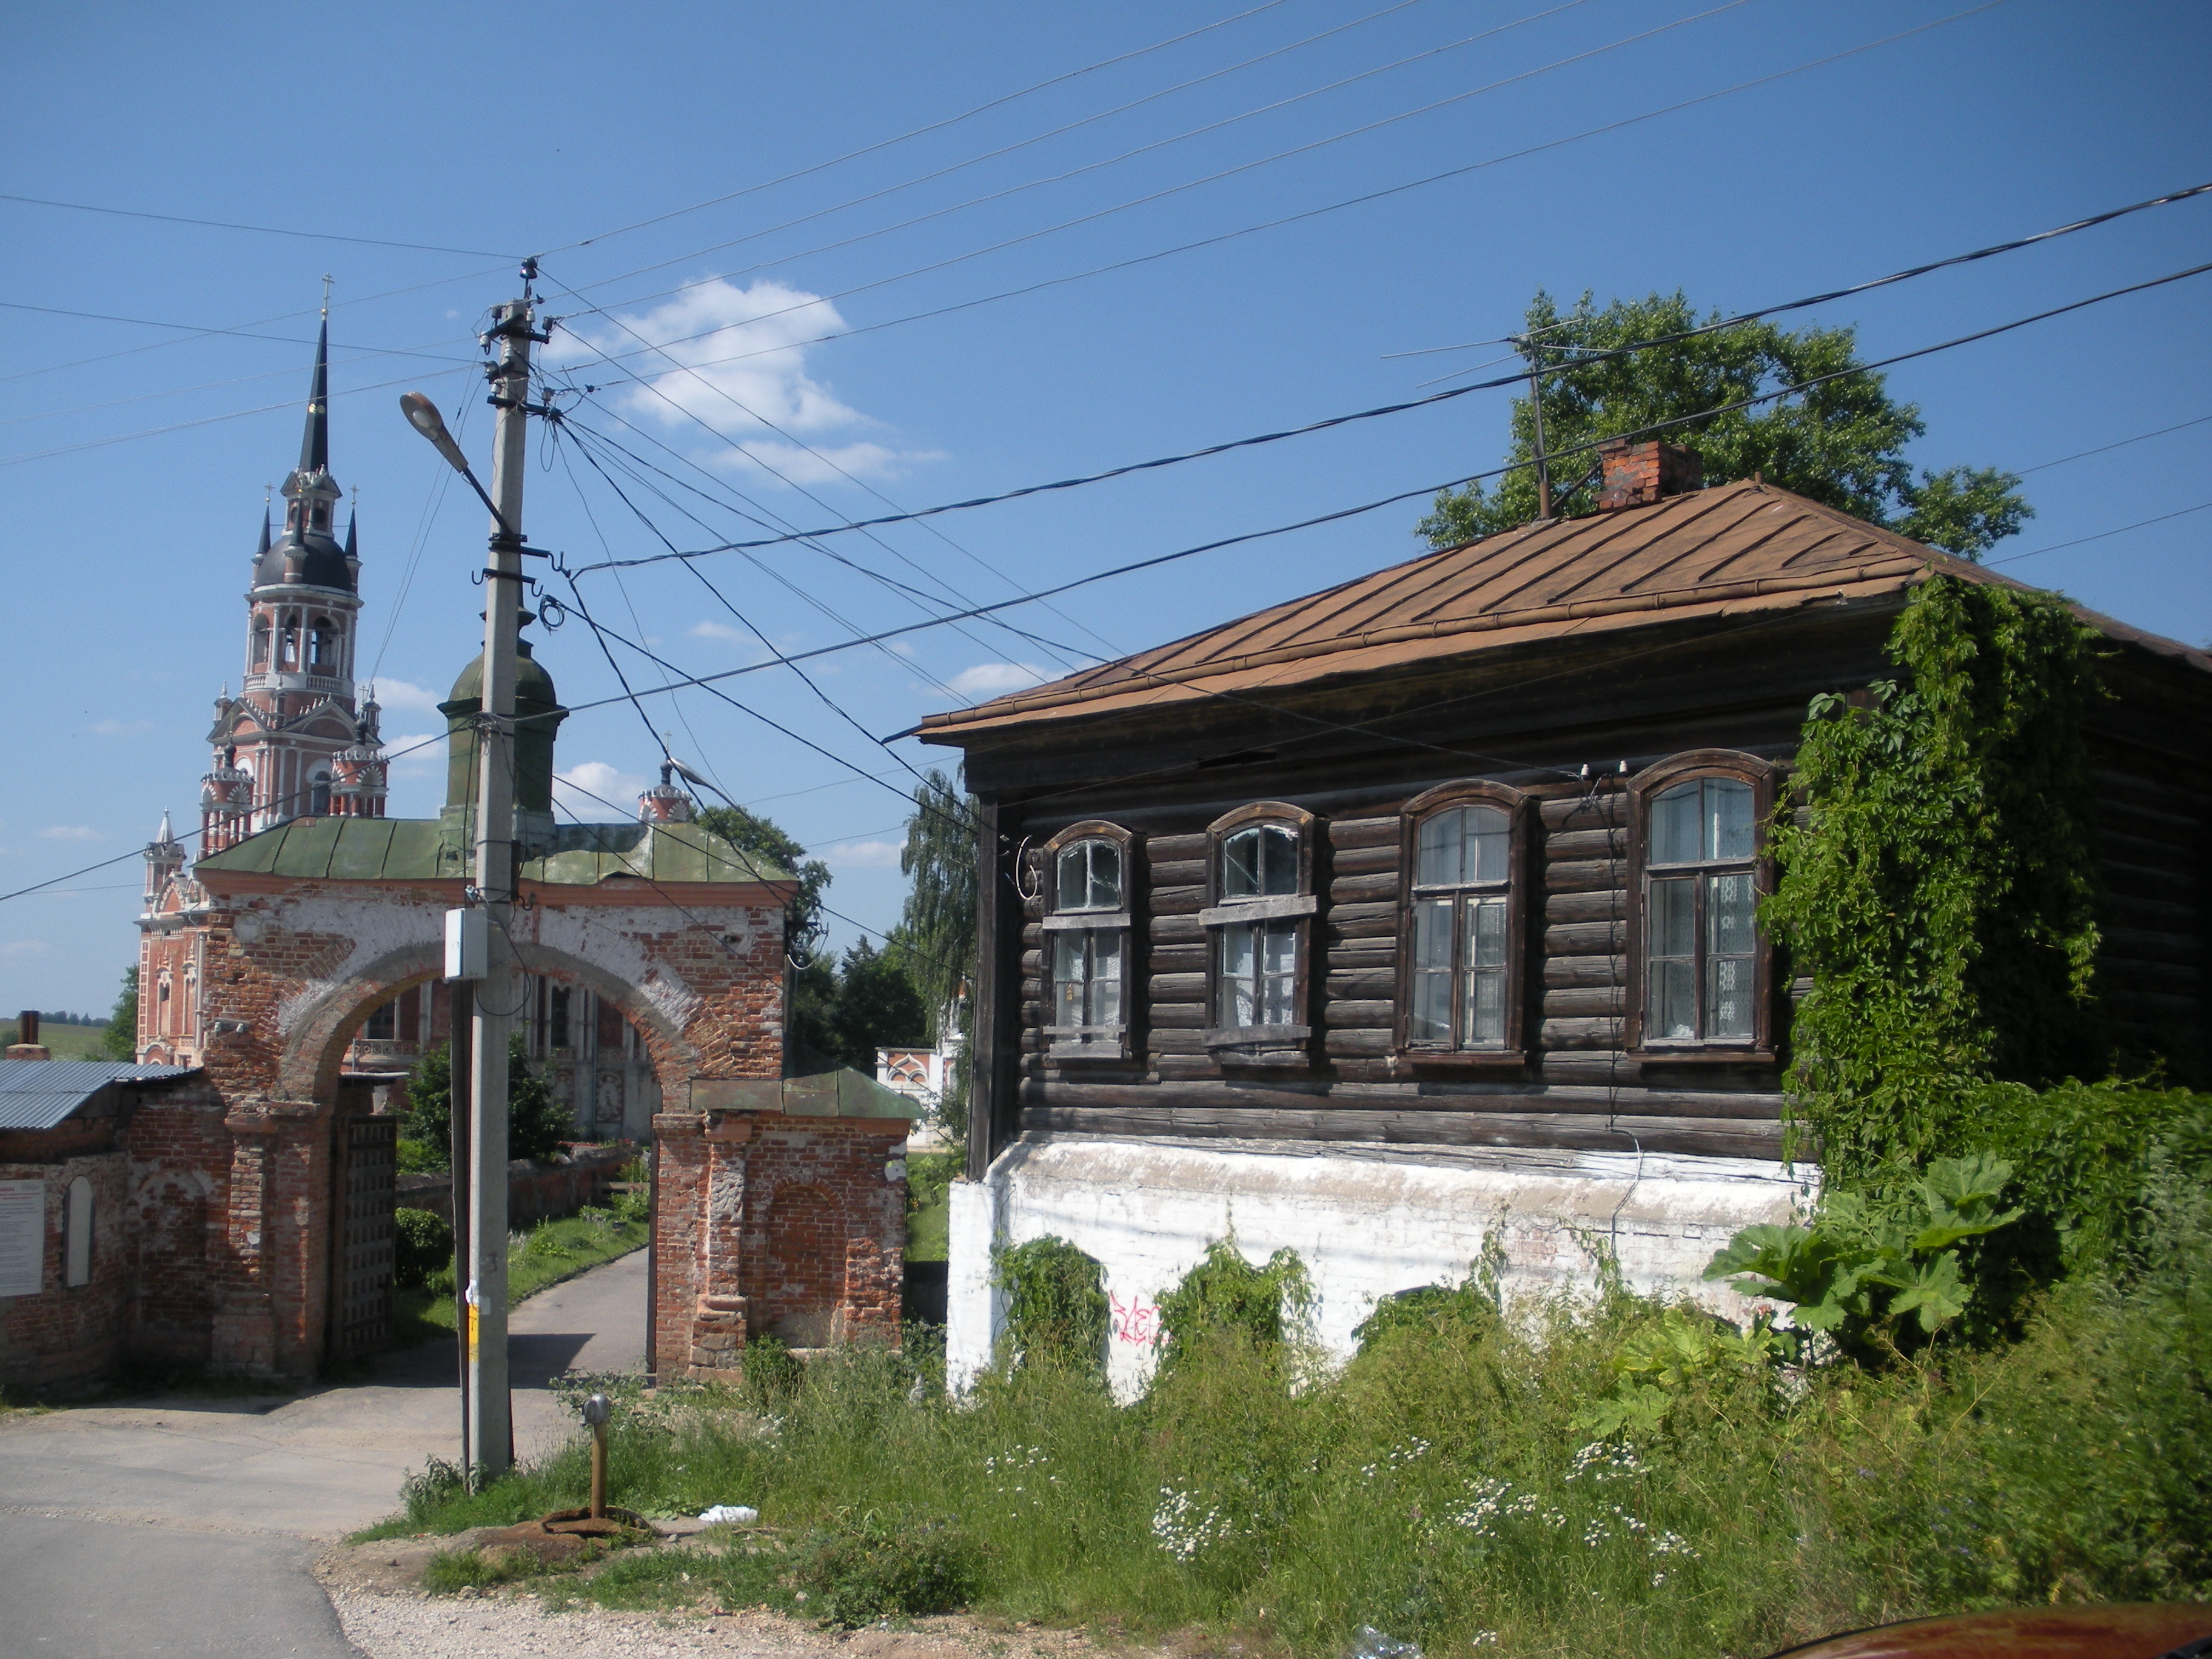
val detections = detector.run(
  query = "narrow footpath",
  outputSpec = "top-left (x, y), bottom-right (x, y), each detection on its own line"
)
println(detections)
top-left (0, 1249), bottom-right (649, 1657)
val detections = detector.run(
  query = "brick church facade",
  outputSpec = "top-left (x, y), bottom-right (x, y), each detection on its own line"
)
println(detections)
top-left (1, 322), bottom-right (911, 1391)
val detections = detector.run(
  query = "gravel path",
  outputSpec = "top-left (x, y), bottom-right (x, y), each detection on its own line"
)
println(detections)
top-left (331, 1592), bottom-right (818, 1657)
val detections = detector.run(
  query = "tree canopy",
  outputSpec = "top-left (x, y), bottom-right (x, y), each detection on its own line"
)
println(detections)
top-left (1417, 289), bottom-right (2032, 560)
top-left (899, 766), bottom-right (978, 1036)
top-left (695, 802), bottom-right (831, 943)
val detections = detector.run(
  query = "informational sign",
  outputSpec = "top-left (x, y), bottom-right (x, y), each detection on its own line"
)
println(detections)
top-left (0, 1180), bottom-right (44, 1298)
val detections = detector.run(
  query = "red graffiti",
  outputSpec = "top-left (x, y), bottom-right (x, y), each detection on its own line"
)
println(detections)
top-left (1110, 1291), bottom-right (1159, 1346)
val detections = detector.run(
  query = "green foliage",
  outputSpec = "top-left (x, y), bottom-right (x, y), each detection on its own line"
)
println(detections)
top-left (828, 936), bottom-right (928, 1062)
top-left (1764, 577), bottom-right (2105, 1177)
top-left (796, 1507), bottom-right (982, 1626)
top-left (993, 1235), bottom-right (1109, 1376)
top-left (1155, 1241), bottom-right (1312, 1367)
top-left (393, 1207), bottom-right (454, 1289)
top-left (1418, 289), bottom-right (2030, 557)
top-left (379, 1188), bottom-right (2212, 1650)
top-left (899, 766), bottom-right (979, 1036)
top-left (695, 802), bottom-right (830, 939)
top-left (1705, 1154), bottom-right (2025, 1359)
top-left (402, 1042), bottom-right (455, 1164)
top-left (904, 1150), bottom-right (959, 1263)
top-left (405, 1037), bottom-right (573, 1165)
top-left (103, 964), bottom-right (139, 1060)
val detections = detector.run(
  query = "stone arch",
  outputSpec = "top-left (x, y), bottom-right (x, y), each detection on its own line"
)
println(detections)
top-left (276, 939), bottom-right (697, 1107)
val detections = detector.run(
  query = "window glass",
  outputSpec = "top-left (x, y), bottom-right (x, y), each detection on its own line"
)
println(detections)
top-left (1651, 783), bottom-right (1702, 864)
top-left (1646, 876), bottom-right (1698, 1040)
top-left (1222, 824), bottom-right (1296, 897)
top-left (1091, 931), bottom-right (1123, 1029)
top-left (1056, 840), bottom-right (1122, 912)
top-left (1218, 920), bottom-right (1298, 1027)
top-left (1219, 926), bottom-right (1256, 1025)
top-left (1415, 804), bottom-right (1510, 886)
top-left (1464, 895), bottom-right (1508, 1047)
top-left (1410, 898), bottom-right (1453, 1041)
top-left (1705, 873), bottom-right (1757, 1038)
top-left (1053, 932), bottom-right (1088, 1027)
top-left (1258, 922), bottom-right (1298, 1024)
top-left (1707, 779), bottom-right (1754, 860)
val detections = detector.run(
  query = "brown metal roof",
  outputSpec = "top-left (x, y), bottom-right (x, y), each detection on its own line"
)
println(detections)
top-left (919, 480), bottom-right (2210, 739)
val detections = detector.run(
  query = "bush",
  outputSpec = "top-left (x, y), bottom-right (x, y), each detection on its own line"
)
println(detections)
top-left (993, 1235), bottom-right (1108, 1376)
top-left (394, 1207), bottom-right (454, 1289)
top-left (796, 1507), bottom-right (980, 1626)
top-left (1156, 1240), bottom-right (1311, 1369)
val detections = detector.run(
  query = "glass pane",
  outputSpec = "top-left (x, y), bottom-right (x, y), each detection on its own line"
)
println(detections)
top-left (1467, 968), bottom-right (1506, 1048)
top-left (1219, 927), bottom-right (1256, 1026)
top-left (1416, 808), bottom-right (1461, 886)
top-left (1413, 897), bottom-right (1453, 972)
top-left (1053, 932), bottom-right (1087, 1027)
top-left (1649, 960), bottom-right (1697, 1041)
top-left (1092, 931), bottom-right (1122, 1029)
top-left (1706, 779), bottom-right (1755, 861)
top-left (1469, 896), bottom-right (1507, 966)
top-left (1260, 825), bottom-right (1298, 895)
top-left (1708, 950), bottom-right (1754, 1040)
top-left (1090, 842), bottom-right (1122, 910)
top-left (1222, 828), bottom-right (1262, 897)
top-left (1260, 922), bottom-right (1298, 1024)
top-left (1056, 846), bottom-right (1083, 910)
top-left (1706, 871), bottom-right (1755, 954)
top-left (1706, 872), bottom-right (1757, 1039)
top-left (1466, 805), bottom-right (1510, 885)
top-left (1411, 899), bottom-right (1451, 1042)
top-left (1649, 876), bottom-right (1695, 959)
top-left (1651, 783), bottom-right (1701, 864)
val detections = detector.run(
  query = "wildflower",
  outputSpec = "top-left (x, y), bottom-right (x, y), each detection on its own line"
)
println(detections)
top-left (1472, 1634), bottom-right (1499, 1648)
top-left (1651, 1572), bottom-right (1667, 1587)
top-left (1650, 1530), bottom-right (1698, 1559)
top-left (1152, 1487), bottom-right (1235, 1562)
top-left (1583, 1520), bottom-right (1611, 1547)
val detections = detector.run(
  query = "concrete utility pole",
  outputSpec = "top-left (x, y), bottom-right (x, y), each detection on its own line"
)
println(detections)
top-left (466, 274), bottom-right (541, 1478)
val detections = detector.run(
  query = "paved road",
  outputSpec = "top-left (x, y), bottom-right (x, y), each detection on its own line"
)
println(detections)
top-left (0, 1248), bottom-right (649, 1657)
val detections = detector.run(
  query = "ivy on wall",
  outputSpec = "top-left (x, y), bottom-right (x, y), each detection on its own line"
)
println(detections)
top-left (1765, 575), bottom-right (2105, 1180)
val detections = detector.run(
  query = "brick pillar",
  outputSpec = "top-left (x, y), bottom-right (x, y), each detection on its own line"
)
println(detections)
top-left (211, 1111), bottom-right (277, 1375)
top-left (689, 1113), bottom-right (753, 1379)
top-left (210, 1098), bottom-right (334, 1379)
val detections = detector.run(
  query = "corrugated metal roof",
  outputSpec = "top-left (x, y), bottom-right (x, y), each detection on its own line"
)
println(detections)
top-left (193, 816), bottom-right (793, 888)
top-left (0, 1061), bottom-right (198, 1131)
top-left (919, 481), bottom-right (2211, 738)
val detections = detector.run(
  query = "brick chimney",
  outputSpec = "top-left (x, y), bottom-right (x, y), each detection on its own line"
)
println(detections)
top-left (1598, 440), bottom-right (1703, 509)
top-left (6, 1008), bottom-right (51, 1061)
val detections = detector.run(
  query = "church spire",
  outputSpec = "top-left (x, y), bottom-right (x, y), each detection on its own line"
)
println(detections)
top-left (256, 503), bottom-right (271, 557)
top-left (298, 313), bottom-right (330, 476)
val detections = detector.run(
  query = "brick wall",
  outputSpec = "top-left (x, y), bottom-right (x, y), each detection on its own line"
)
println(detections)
top-left (0, 1151), bottom-right (133, 1390)
top-left (394, 1143), bottom-right (633, 1227)
top-left (125, 1083), bottom-right (231, 1364)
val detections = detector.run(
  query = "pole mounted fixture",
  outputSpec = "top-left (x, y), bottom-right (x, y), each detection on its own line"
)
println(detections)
top-left (400, 390), bottom-right (519, 540)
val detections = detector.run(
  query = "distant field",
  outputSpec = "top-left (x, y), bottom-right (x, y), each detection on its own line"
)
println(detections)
top-left (0, 1022), bottom-right (113, 1059)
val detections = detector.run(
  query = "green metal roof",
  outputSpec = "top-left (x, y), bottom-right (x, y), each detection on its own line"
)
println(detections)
top-left (193, 816), bottom-right (792, 888)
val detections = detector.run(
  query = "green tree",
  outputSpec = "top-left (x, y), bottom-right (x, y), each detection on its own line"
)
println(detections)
top-left (830, 936), bottom-right (930, 1067)
top-left (400, 1033), bottom-right (574, 1167)
top-left (1418, 289), bottom-right (2031, 560)
top-left (102, 965), bottom-right (139, 1059)
top-left (898, 768), bottom-right (977, 1037)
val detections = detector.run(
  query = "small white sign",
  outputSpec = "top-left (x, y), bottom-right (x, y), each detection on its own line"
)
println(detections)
top-left (0, 1180), bottom-right (44, 1298)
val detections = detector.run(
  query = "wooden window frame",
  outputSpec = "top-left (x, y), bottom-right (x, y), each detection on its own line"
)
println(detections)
top-left (1201, 802), bottom-right (1318, 1062)
top-left (1394, 780), bottom-right (1531, 1068)
top-left (1040, 819), bottom-right (1138, 1062)
top-left (1625, 750), bottom-right (1777, 1061)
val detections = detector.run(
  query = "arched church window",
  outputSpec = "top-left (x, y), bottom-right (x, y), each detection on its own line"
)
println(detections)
top-left (280, 617), bottom-right (300, 671)
top-left (309, 770), bottom-right (332, 816)
top-left (251, 618), bottom-right (271, 671)
top-left (308, 618), bottom-right (335, 671)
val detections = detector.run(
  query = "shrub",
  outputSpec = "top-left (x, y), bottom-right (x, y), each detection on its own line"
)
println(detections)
top-left (796, 1507), bottom-right (980, 1626)
top-left (993, 1235), bottom-right (1108, 1376)
top-left (393, 1207), bottom-right (454, 1289)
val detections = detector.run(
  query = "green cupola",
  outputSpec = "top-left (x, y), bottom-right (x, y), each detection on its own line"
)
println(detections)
top-left (438, 632), bottom-right (568, 814)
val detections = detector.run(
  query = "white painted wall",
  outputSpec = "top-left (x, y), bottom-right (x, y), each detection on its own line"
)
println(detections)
top-left (946, 1136), bottom-right (1811, 1398)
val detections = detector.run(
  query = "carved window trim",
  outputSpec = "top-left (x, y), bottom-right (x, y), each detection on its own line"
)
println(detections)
top-left (1040, 820), bottom-right (1138, 1062)
top-left (1202, 802), bottom-right (1318, 1062)
top-left (1394, 780), bottom-right (1531, 1067)
top-left (1626, 749), bottom-right (1778, 1060)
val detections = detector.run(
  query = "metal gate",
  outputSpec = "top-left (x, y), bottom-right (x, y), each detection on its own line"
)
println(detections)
top-left (329, 1114), bottom-right (398, 1358)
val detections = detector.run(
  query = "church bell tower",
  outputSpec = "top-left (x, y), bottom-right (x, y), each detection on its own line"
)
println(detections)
top-left (203, 312), bottom-right (384, 850)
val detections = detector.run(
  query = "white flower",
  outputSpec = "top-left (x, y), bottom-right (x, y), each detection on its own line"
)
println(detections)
top-left (1151, 1487), bottom-right (1236, 1562)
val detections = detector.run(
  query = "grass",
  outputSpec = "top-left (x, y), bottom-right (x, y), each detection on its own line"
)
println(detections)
top-left (396, 1209), bottom-right (649, 1340)
top-left (906, 1151), bottom-right (958, 1263)
top-left (1, 1021), bottom-right (113, 1059)
top-left (372, 1180), bottom-right (2212, 1655)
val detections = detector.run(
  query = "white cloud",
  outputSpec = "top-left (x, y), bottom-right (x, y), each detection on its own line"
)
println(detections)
top-left (370, 679), bottom-right (446, 715)
top-left (39, 826), bottom-right (100, 842)
top-left (947, 662), bottom-right (1050, 699)
top-left (1, 939), bottom-right (47, 957)
top-left (689, 620), bottom-right (756, 645)
top-left (90, 719), bottom-right (153, 736)
top-left (383, 732), bottom-right (443, 779)
top-left (554, 761), bottom-right (648, 816)
top-left (553, 278), bottom-right (939, 486)
top-left (822, 839), bottom-right (903, 870)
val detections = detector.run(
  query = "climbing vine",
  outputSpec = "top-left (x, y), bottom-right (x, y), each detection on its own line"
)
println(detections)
top-left (992, 1235), bottom-right (1109, 1376)
top-left (1764, 575), bottom-right (2104, 1181)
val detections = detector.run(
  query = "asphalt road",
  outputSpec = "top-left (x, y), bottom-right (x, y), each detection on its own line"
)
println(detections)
top-left (0, 1247), bottom-right (649, 1658)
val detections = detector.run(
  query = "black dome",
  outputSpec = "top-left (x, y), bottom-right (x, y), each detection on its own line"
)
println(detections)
top-left (254, 529), bottom-right (354, 593)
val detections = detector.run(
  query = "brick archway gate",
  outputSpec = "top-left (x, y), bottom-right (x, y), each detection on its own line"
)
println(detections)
top-left (153, 823), bottom-right (914, 1381)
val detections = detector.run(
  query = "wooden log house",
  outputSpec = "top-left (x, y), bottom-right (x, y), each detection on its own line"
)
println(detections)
top-left (919, 441), bottom-right (2210, 1385)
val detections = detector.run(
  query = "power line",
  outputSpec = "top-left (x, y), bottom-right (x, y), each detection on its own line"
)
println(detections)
top-left (0, 190), bottom-right (518, 258)
top-left (1986, 500), bottom-right (2212, 567)
top-left (564, 181), bottom-right (2212, 576)
top-left (561, 0), bottom-right (1757, 350)
top-left (2016, 412), bottom-right (2212, 474)
top-left (0, 298), bottom-right (475, 366)
top-left (538, 0), bottom-right (1298, 255)
top-left (558, 0), bottom-right (1597, 313)
top-left (556, 4), bottom-right (2007, 384)
top-left (542, 255), bottom-right (2212, 714)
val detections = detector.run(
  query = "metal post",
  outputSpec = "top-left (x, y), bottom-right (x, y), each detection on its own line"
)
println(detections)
top-left (466, 282), bottom-right (536, 1480)
top-left (1525, 355), bottom-right (1553, 522)
top-left (447, 983), bottom-right (472, 1476)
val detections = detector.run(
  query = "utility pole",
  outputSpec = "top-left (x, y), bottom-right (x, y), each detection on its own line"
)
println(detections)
top-left (1521, 337), bottom-right (1553, 521)
top-left (466, 266), bottom-right (542, 1480)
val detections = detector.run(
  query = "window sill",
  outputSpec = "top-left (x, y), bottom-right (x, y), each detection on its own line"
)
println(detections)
top-left (1203, 1025), bottom-right (1313, 1068)
top-left (1198, 893), bottom-right (1318, 927)
top-left (1041, 911), bottom-right (1130, 933)
top-left (1398, 1048), bottom-right (1527, 1070)
top-left (1634, 1047), bottom-right (1775, 1068)
top-left (1045, 1037), bottom-right (1131, 1062)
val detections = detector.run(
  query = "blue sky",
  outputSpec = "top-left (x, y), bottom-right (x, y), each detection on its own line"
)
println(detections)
top-left (2, 0), bottom-right (2207, 1019)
